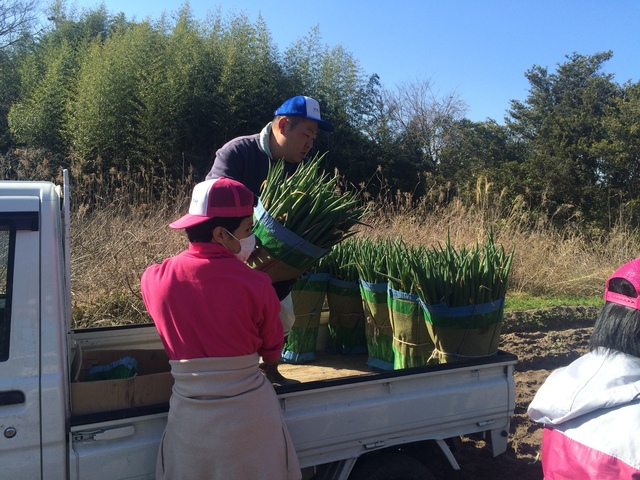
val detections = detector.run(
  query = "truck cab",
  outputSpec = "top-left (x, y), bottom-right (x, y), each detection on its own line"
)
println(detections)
top-left (0, 181), bottom-right (70, 478)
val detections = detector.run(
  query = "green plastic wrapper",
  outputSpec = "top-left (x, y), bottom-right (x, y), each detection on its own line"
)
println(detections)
top-left (419, 297), bottom-right (504, 363)
top-left (327, 277), bottom-right (367, 355)
top-left (282, 273), bottom-right (330, 364)
top-left (359, 280), bottom-right (393, 371)
top-left (388, 288), bottom-right (435, 369)
top-left (249, 200), bottom-right (330, 283)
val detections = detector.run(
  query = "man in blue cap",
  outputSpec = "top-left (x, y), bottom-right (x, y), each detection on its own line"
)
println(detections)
top-left (205, 95), bottom-right (334, 385)
top-left (206, 95), bottom-right (334, 195)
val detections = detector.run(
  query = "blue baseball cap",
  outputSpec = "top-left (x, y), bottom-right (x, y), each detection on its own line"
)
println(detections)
top-left (274, 96), bottom-right (335, 132)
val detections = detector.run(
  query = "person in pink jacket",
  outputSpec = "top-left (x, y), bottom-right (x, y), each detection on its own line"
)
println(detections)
top-left (141, 177), bottom-right (301, 480)
top-left (528, 258), bottom-right (640, 479)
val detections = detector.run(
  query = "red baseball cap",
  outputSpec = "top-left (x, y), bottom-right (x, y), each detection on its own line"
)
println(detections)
top-left (604, 258), bottom-right (640, 310)
top-left (169, 177), bottom-right (255, 229)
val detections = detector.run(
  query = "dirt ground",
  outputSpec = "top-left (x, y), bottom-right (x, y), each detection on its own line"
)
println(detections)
top-left (428, 305), bottom-right (599, 480)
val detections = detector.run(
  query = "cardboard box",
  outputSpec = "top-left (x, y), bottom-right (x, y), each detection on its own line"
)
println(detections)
top-left (71, 349), bottom-right (173, 416)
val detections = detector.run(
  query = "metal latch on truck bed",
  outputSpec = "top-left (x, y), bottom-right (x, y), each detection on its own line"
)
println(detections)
top-left (72, 425), bottom-right (135, 442)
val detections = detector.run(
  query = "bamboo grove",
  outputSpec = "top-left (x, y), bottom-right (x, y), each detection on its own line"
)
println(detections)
top-left (2, 3), bottom-right (640, 231)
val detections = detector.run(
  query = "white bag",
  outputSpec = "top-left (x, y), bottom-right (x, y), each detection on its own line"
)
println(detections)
top-left (279, 293), bottom-right (296, 336)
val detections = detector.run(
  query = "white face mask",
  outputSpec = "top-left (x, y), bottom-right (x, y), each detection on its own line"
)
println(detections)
top-left (225, 230), bottom-right (256, 263)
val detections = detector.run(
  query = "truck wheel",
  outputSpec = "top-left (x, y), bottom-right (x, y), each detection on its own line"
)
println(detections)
top-left (349, 452), bottom-right (436, 480)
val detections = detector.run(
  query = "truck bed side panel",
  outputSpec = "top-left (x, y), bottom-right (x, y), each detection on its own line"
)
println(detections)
top-left (280, 360), bottom-right (516, 468)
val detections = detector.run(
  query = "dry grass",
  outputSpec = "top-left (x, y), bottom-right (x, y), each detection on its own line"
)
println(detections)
top-left (70, 195), bottom-right (191, 328)
top-left (69, 178), bottom-right (640, 328)
top-left (360, 181), bottom-right (640, 298)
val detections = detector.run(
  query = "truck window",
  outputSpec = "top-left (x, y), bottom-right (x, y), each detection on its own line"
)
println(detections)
top-left (0, 230), bottom-right (14, 362)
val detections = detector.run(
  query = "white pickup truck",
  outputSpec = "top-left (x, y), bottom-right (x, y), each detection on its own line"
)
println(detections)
top-left (0, 176), bottom-right (517, 480)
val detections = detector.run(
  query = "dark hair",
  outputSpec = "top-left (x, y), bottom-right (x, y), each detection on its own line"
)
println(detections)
top-left (184, 216), bottom-right (247, 243)
top-left (590, 277), bottom-right (640, 357)
top-left (274, 115), bottom-right (305, 130)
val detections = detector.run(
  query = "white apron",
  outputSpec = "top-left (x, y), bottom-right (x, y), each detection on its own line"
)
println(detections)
top-left (156, 353), bottom-right (301, 480)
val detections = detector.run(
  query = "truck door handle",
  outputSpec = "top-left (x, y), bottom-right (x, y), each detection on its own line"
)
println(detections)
top-left (0, 391), bottom-right (25, 406)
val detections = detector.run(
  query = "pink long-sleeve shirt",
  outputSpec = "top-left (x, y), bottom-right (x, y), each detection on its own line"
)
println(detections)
top-left (141, 242), bottom-right (283, 364)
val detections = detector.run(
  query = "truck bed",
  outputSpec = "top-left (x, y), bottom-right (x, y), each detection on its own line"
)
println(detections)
top-left (70, 324), bottom-right (517, 478)
top-left (276, 350), bottom-right (517, 469)
top-left (72, 323), bottom-right (376, 385)
top-left (279, 352), bottom-right (373, 383)
top-left (71, 323), bottom-right (515, 395)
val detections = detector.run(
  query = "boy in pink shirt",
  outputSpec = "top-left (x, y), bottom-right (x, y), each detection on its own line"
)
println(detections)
top-left (141, 177), bottom-right (301, 480)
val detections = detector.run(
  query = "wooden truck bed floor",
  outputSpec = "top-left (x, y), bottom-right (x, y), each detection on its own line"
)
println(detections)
top-left (278, 352), bottom-right (375, 383)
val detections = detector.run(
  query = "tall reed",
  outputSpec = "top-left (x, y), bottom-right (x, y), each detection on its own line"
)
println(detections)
top-left (65, 171), bottom-right (640, 327)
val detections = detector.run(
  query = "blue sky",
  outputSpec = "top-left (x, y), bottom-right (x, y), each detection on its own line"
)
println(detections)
top-left (65, 0), bottom-right (640, 123)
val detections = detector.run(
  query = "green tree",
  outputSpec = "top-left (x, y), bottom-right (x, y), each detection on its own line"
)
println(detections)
top-left (507, 51), bottom-right (620, 226)
top-left (352, 74), bottom-right (403, 196)
top-left (131, 5), bottom-right (228, 179)
top-left (439, 119), bottom-right (526, 204)
top-left (7, 4), bottom-right (126, 154)
top-left (0, 0), bottom-right (41, 151)
top-left (8, 38), bottom-right (75, 152)
top-left (66, 22), bottom-right (157, 169)
top-left (282, 24), bottom-right (322, 96)
top-left (0, 47), bottom-right (19, 150)
top-left (595, 81), bottom-right (640, 226)
top-left (214, 12), bottom-right (285, 144)
top-left (2, 3), bottom-right (394, 199)
top-left (283, 26), bottom-right (380, 185)
top-left (314, 43), bottom-right (370, 179)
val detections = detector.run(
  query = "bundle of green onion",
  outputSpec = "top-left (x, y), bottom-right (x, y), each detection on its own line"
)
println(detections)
top-left (314, 250), bottom-right (332, 275)
top-left (354, 236), bottom-right (390, 284)
top-left (385, 237), bottom-right (419, 294)
top-left (260, 154), bottom-right (367, 249)
top-left (324, 238), bottom-right (360, 281)
top-left (412, 231), bottom-right (514, 307)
